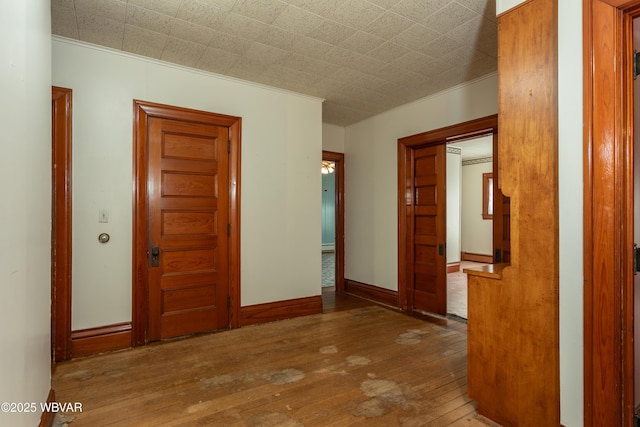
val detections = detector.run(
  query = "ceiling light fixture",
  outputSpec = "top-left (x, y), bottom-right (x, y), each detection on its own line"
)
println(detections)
top-left (321, 161), bottom-right (335, 174)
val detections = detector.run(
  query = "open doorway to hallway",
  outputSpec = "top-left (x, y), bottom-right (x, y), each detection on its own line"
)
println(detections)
top-left (321, 151), bottom-right (345, 302)
top-left (445, 136), bottom-right (493, 320)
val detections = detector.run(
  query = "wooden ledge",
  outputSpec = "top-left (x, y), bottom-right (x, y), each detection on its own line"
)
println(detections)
top-left (463, 263), bottom-right (509, 280)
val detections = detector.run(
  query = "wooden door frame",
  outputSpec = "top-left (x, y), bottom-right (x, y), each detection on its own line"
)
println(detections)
top-left (397, 114), bottom-right (498, 312)
top-left (322, 151), bottom-right (345, 293)
top-left (583, 0), bottom-right (638, 424)
top-left (132, 100), bottom-right (241, 346)
top-left (51, 86), bottom-right (73, 362)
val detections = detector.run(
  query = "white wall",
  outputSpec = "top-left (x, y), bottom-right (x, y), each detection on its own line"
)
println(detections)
top-left (446, 151), bottom-right (462, 263)
top-left (558, 0), bottom-right (584, 424)
top-left (322, 122), bottom-right (345, 153)
top-left (344, 74), bottom-right (498, 290)
top-left (461, 161), bottom-right (493, 255)
top-left (0, 1), bottom-right (52, 425)
top-left (497, 0), bottom-right (527, 14)
top-left (52, 38), bottom-right (323, 329)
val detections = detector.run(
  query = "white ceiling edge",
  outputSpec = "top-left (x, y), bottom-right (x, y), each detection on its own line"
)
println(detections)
top-left (51, 35), bottom-right (326, 104)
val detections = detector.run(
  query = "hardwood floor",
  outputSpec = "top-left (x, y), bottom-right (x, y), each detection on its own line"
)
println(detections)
top-left (52, 291), bottom-right (492, 426)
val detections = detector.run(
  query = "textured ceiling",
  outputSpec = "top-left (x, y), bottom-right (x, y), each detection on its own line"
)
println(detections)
top-left (51, 0), bottom-right (497, 126)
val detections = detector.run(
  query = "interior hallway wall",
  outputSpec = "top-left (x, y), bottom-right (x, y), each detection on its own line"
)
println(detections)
top-left (52, 38), bottom-right (323, 329)
top-left (0, 1), bottom-right (52, 426)
top-left (344, 73), bottom-right (498, 291)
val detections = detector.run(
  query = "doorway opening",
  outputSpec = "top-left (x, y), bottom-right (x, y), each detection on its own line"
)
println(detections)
top-left (397, 115), bottom-right (504, 316)
top-left (321, 151), bottom-right (345, 309)
top-left (446, 135), bottom-right (494, 320)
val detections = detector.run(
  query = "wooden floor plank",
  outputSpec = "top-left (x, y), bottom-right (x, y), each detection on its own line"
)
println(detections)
top-left (53, 292), bottom-right (493, 426)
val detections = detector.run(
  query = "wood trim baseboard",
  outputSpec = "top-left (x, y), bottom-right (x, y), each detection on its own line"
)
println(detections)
top-left (71, 322), bottom-right (132, 358)
top-left (344, 279), bottom-right (399, 308)
top-left (38, 388), bottom-right (56, 427)
top-left (461, 252), bottom-right (493, 263)
top-left (447, 262), bottom-right (461, 273)
top-left (240, 296), bottom-right (323, 327)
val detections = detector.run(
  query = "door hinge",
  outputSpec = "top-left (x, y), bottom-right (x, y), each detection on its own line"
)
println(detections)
top-left (227, 295), bottom-right (231, 308)
top-left (635, 244), bottom-right (640, 275)
top-left (228, 139), bottom-right (231, 153)
top-left (227, 223), bottom-right (231, 236)
top-left (635, 50), bottom-right (640, 80)
top-left (495, 248), bottom-right (502, 263)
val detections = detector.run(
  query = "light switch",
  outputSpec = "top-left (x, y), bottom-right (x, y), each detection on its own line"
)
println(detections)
top-left (99, 209), bottom-right (109, 223)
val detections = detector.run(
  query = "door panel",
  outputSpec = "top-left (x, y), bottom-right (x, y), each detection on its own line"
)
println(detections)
top-left (148, 117), bottom-right (229, 341)
top-left (411, 144), bottom-right (447, 314)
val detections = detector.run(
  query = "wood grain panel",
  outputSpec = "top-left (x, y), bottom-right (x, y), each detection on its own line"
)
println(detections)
top-left (162, 285), bottom-right (216, 312)
top-left (466, 0), bottom-right (559, 425)
top-left (51, 86), bottom-right (73, 363)
top-left (583, 0), bottom-right (640, 424)
top-left (162, 248), bottom-right (216, 274)
top-left (162, 172), bottom-right (216, 197)
top-left (162, 211), bottom-right (217, 235)
top-left (163, 133), bottom-right (217, 160)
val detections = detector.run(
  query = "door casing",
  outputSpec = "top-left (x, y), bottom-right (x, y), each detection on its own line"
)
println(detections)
top-left (132, 100), bottom-right (241, 346)
top-left (51, 86), bottom-right (73, 362)
top-left (397, 115), bottom-right (498, 312)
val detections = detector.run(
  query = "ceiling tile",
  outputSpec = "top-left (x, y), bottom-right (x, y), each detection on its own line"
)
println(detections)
top-left (392, 23), bottom-right (440, 51)
top-left (161, 38), bottom-right (207, 68)
top-left (232, 0), bottom-right (289, 25)
top-left (367, 41), bottom-right (409, 62)
top-left (308, 19), bottom-right (357, 45)
top-left (419, 35), bottom-right (461, 59)
top-left (220, 12), bottom-right (269, 40)
top-left (244, 42), bottom-right (289, 64)
top-left (122, 25), bottom-right (167, 59)
top-left (170, 20), bottom-right (215, 45)
top-left (126, 5), bottom-right (174, 35)
top-left (272, 5), bottom-right (324, 35)
top-left (176, 0), bottom-right (228, 28)
top-left (76, 14), bottom-right (125, 49)
top-left (422, 2), bottom-right (478, 35)
top-left (127, 0), bottom-right (183, 16)
top-left (51, 0), bottom-right (498, 126)
top-left (197, 46), bottom-right (241, 74)
top-left (199, 0), bottom-right (244, 11)
top-left (74, 0), bottom-right (127, 21)
top-left (208, 30), bottom-right (254, 55)
top-left (363, 11), bottom-right (413, 40)
top-left (460, 0), bottom-right (497, 21)
top-left (276, 53), bottom-right (340, 77)
top-left (390, 0), bottom-right (450, 22)
top-left (366, 0), bottom-right (402, 8)
top-left (330, 0), bottom-right (385, 29)
top-left (348, 54), bottom-right (387, 74)
top-left (288, 0), bottom-right (348, 19)
top-left (291, 36), bottom-right (335, 61)
top-left (261, 27), bottom-right (299, 50)
top-left (52, 0), bottom-right (74, 9)
top-left (340, 31), bottom-right (386, 55)
top-left (51, 5), bottom-right (79, 39)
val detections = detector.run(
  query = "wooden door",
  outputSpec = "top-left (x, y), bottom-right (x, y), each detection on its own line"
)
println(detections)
top-left (410, 144), bottom-right (447, 314)
top-left (147, 117), bottom-right (230, 341)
